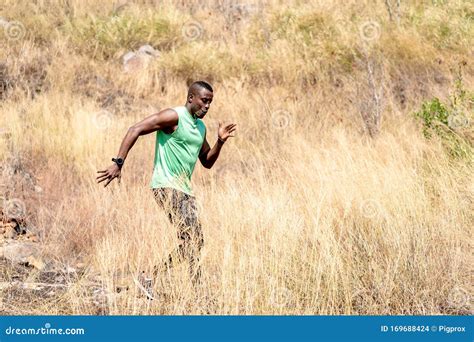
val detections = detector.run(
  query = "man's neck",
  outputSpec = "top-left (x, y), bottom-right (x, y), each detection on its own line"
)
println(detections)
top-left (184, 104), bottom-right (196, 120)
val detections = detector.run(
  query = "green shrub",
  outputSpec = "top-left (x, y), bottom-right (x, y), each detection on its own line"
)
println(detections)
top-left (415, 97), bottom-right (449, 138)
top-left (414, 71), bottom-right (473, 160)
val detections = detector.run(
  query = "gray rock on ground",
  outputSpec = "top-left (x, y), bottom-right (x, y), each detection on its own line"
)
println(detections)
top-left (122, 44), bottom-right (160, 73)
top-left (0, 242), bottom-right (40, 264)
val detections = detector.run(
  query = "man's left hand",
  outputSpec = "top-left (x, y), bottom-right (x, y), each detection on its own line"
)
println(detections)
top-left (218, 122), bottom-right (237, 142)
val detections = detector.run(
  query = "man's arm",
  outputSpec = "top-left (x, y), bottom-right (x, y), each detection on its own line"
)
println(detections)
top-left (96, 109), bottom-right (178, 187)
top-left (199, 121), bottom-right (237, 169)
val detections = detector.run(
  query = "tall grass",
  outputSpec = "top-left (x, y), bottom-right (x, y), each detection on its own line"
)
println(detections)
top-left (0, 0), bottom-right (472, 314)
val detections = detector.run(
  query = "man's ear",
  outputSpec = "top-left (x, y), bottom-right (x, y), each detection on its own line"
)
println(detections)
top-left (187, 93), bottom-right (194, 103)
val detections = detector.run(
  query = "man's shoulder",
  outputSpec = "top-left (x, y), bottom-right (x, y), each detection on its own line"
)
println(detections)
top-left (170, 106), bottom-right (185, 115)
top-left (159, 107), bottom-right (179, 120)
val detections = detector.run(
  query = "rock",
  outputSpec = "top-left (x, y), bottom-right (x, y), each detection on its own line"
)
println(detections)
top-left (123, 52), bottom-right (141, 72)
top-left (26, 234), bottom-right (39, 242)
top-left (1, 220), bottom-right (37, 242)
top-left (17, 225), bottom-right (27, 235)
top-left (122, 45), bottom-right (160, 73)
top-left (138, 44), bottom-right (160, 57)
top-left (0, 242), bottom-right (40, 264)
top-left (1, 221), bottom-right (17, 229)
top-left (26, 255), bottom-right (46, 270)
top-left (3, 223), bottom-right (17, 239)
top-left (122, 51), bottom-right (136, 64)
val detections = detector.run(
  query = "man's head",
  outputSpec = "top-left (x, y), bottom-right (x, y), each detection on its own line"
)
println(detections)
top-left (187, 81), bottom-right (213, 119)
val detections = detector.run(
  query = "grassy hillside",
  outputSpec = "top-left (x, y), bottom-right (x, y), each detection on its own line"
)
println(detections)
top-left (0, 0), bottom-right (472, 314)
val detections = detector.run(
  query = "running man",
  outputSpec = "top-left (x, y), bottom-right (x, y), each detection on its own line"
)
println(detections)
top-left (96, 81), bottom-right (236, 294)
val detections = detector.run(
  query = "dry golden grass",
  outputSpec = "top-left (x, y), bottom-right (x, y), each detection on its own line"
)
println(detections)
top-left (0, 0), bottom-right (472, 314)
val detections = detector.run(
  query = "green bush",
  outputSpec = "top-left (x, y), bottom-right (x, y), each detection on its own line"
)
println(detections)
top-left (415, 97), bottom-right (449, 138)
top-left (414, 73), bottom-right (473, 160)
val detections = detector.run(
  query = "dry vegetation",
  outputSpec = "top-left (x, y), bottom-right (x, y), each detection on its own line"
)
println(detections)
top-left (0, 0), bottom-right (473, 315)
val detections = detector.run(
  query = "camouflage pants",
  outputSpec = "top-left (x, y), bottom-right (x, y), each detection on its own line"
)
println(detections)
top-left (152, 187), bottom-right (203, 283)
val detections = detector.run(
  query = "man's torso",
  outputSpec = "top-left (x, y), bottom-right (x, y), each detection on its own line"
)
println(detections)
top-left (150, 106), bottom-right (206, 196)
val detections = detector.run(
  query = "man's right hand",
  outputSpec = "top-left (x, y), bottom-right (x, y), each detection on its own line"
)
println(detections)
top-left (96, 164), bottom-right (122, 187)
top-left (95, 108), bottom-right (178, 188)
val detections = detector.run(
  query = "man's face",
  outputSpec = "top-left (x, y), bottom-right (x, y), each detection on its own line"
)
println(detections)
top-left (189, 88), bottom-right (213, 119)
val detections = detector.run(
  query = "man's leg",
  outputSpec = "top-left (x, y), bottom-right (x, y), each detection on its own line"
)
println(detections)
top-left (170, 190), bottom-right (204, 285)
top-left (152, 188), bottom-right (180, 273)
top-left (176, 200), bottom-right (204, 285)
top-left (152, 188), bottom-right (204, 284)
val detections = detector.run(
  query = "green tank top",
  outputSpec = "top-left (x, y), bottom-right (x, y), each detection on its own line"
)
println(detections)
top-left (150, 106), bottom-right (206, 196)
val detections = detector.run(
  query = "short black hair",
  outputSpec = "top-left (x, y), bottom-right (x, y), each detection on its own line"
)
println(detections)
top-left (188, 81), bottom-right (213, 96)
